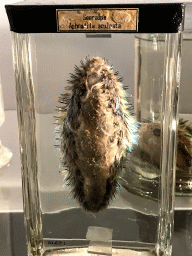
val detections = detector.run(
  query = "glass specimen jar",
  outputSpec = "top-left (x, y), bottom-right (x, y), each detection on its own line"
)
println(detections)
top-left (5, 1), bottom-right (184, 256)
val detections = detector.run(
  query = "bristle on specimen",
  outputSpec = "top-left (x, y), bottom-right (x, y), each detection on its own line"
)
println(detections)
top-left (56, 57), bottom-right (138, 212)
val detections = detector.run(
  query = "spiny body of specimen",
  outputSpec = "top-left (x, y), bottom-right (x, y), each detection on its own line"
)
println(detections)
top-left (57, 57), bottom-right (138, 212)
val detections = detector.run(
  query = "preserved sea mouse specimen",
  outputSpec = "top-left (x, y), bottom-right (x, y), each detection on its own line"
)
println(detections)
top-left (134, 120), bottom-right (192, 170)
top-left (57, 57), bottom-right (137, 212)
top-left (120, 120), bottom-right (192, 199)
top-left (177, 119), bottom-right (192, 169)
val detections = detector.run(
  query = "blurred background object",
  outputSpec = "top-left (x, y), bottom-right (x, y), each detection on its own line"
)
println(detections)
top-left (0, 0), bottom-right (18, 111)
top-left (0, 75), bottom-right (12, 168)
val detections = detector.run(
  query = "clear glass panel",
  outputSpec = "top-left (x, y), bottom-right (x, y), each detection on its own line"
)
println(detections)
top-left (11, 32), bottom-right (182, 256)
top-left (135, 34), bottom-right (165, 122)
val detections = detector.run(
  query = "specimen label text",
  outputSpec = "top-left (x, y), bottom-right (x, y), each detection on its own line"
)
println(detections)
top-left (57, 9), bottom-right (138, 32)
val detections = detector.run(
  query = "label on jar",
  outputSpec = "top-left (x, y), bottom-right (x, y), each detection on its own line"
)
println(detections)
top-left (86, 226), bottom-right (113, 255)
top-left (57, 9), bottom-right (138, 32)
top-left (44, 239), bottom-right (66, 247)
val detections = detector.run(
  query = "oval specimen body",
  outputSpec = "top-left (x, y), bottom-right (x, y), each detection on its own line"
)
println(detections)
top-left (58, 57), bottom-right (137, 212)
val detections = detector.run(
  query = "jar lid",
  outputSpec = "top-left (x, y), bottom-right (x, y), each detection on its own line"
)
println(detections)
top-left (5, 3), bottom-right (185, 33)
